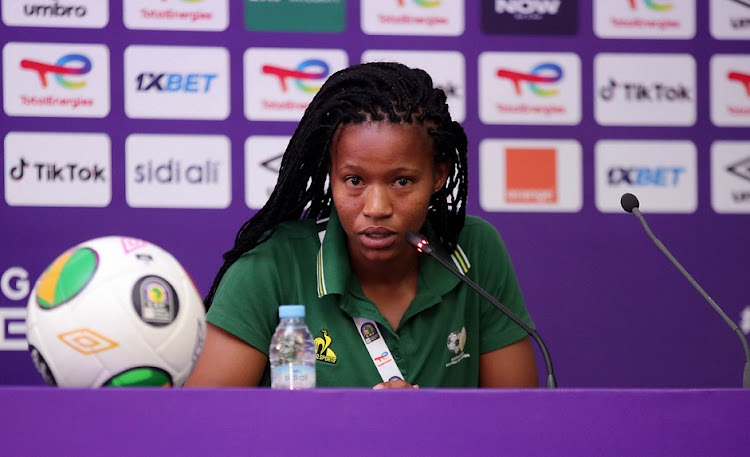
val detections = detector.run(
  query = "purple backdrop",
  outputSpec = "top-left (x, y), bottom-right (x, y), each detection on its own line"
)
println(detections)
top-left (1, 1), bottom-right (749, 388)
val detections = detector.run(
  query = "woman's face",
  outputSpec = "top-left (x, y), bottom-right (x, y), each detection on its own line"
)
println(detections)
top-left (330, 121), bottom-right (449, 268)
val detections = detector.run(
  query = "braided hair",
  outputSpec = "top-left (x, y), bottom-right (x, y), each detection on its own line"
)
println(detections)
top-left (204, 61), bottom-right (468, 308)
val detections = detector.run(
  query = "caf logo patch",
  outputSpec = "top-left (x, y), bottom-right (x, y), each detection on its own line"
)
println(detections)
top-left (360, 322), bottom-right (380, 344)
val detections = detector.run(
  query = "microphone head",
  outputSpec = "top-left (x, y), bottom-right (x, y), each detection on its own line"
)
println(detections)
top-left (405, 231), bottom-right (432, 254)
top-left (620, 193), bottom-right (640, 213)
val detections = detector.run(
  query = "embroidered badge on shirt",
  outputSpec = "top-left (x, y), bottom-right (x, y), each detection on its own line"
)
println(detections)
top-left (446, 327), bottom-right (470, 367)
top-left (314, 329), bottom-right (338, 364)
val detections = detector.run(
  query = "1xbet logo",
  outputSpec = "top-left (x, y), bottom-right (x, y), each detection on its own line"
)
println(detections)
top-left (20, 53), bottom-right (91, 88)
top-left (262, 59), bottom-right (329, 93)
top-left (135, 72), bottom-right (218, 92)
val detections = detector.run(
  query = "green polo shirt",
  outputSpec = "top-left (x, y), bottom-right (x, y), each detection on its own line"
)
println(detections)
top-left (206, 209), bottom-right (534, 388)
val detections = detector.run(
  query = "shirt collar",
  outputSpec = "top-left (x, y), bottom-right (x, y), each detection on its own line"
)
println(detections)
top-left (316, 206), bottom-right (350, 298)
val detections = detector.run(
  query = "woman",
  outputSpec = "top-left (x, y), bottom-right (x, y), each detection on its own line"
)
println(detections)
top-left (186, 62), bottom-right (538, 388)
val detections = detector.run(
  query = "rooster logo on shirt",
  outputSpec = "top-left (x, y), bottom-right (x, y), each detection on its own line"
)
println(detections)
top-left (314, 329), bottom-right (337, 364)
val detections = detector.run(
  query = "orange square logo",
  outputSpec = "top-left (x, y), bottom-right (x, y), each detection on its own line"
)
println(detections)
top-left (505, 148), bottom-right (558, 203)
top-left (58, 328), bottom-right (119, 355)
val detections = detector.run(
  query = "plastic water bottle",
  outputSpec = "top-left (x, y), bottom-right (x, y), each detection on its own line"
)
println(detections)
top-left (269, 305), bottom-right (316, 389)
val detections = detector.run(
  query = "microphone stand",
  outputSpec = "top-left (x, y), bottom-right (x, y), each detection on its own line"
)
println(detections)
top-left (622, 193), bottom-right (750, 388)
top-left (406, 231), bottom-right (557, 388)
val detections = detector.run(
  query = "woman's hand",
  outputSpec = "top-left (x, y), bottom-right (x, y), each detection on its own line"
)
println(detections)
top-left (373, 379), bottom-right (419, 389)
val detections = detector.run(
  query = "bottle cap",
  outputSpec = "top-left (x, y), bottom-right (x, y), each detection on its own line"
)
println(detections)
top-left (278, 304), bottom-right (305, 319)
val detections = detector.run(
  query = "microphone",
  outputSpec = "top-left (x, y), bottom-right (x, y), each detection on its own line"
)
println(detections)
top-left (621, 193), bottom-right (750, 388)
top-left (405, 231), bottom-right (557, 388)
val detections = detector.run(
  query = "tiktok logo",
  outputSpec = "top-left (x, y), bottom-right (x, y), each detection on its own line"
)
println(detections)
top-left (20, 54), bottom-right (91, 88)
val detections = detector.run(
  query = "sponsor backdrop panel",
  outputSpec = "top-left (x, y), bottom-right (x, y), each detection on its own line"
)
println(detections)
top-left (0, 0), bottom-right (749, 389)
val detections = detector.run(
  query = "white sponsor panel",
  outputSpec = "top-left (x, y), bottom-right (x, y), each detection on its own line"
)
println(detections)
top-left (1, 0), bottom-right (108, 28)
top-left (478, 52), bottom-right (581, 125)
top-left (710, 54), bottom-right (750, 127)
top-left (361, 0), bottom-right (464, 36)
top-left (479, 139), bottom-right (582, 212)
top-left (595, 140), bottom-right (697, 213)
top-left (244, 47), bottom-right (348, 122)
top-left (245, 136), bottom-right (291, 209)
top-left (126, 134), bottom-right (231, 209)
top-left (711, 141), bottom-right (750, 213)
top-left (710, 0), bottom-right (750, 40)
top-left (2, 42), bottom-right (110, 118)
top-left (123, 0), bottom-right (228, 31)
top-left (361, 50), bottom-right (465, 122)
top-left (593, 0), bottom-right (695, 39)
top-left (595, 53), bottom-right (696, 126)
top-left (124, 45), bottom-right (230, 120)
top-left (4, 132), bottom-right (111, 207)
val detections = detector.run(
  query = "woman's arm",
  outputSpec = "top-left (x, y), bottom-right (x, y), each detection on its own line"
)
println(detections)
top-left (184, 323), bottom-right (268, 387)
top-left (479, 336), bottom-right (539, 388)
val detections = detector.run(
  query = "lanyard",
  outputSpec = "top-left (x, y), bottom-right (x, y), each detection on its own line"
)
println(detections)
top-left (352, 317), bottom-right (404, 382)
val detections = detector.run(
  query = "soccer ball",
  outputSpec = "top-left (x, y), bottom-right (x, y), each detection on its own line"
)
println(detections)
top-left (25, 236), bottom-right (206, 387)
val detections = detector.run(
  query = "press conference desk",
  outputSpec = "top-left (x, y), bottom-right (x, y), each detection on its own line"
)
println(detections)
top-left (1, 388), bottom-right (748, 456)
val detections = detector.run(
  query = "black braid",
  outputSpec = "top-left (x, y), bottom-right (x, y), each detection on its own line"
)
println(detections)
top-left (204, 62), bottom-right (468, 308)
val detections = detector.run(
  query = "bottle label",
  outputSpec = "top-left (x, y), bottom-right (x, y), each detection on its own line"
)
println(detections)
top-left (271, 364), bottom-right (316, 390)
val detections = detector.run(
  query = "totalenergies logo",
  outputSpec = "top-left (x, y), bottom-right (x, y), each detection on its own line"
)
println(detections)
top-left (497, 63), bottom-right (563, 96)
top-left (628, 0), bottom-right (673, 11)
top-left (262, 59), bottom-right (330, 93)
top-left (398, 0), bottom-right (441, 6)
top-left (20, 54), bottom-right (92, 89)
top-left (729, 71), bottom-right (750, 96)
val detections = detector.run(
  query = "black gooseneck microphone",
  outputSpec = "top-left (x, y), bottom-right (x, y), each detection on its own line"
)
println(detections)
top-left (405, 231), bottom-right (557, 388)
top-left (621, 192), bottom-right (750, 388)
